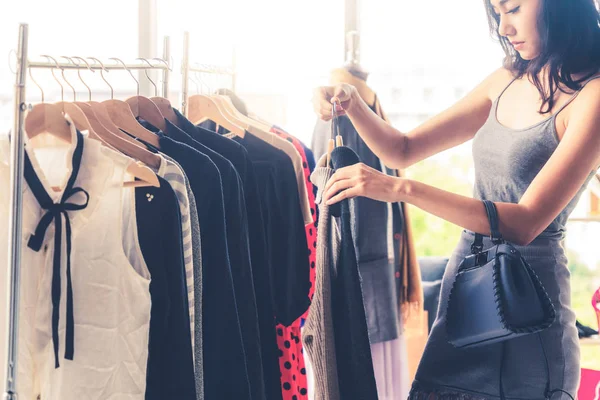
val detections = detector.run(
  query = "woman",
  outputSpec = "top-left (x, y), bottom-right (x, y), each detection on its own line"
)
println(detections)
top-left (313, 0), bottom-right (600, 398)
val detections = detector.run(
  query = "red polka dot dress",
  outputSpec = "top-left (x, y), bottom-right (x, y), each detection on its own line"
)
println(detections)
top-left (271, 126), bottom-right (316, 400)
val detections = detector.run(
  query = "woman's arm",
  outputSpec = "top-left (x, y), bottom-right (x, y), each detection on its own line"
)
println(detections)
top-left (322, 163), bottom-right (529, 245)
top-left (316, 68), bottom-right (510, 169)
top-left (323, 79), bottom-right (600, 246)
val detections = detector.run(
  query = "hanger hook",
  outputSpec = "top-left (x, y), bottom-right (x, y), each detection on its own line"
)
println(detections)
top-left (225, 65), bottom-right (234, 91)
top-left (88, 57), bottom-right (113, 99)
top-left (151, 57), bottom-right (171, 97)
top-left (151, 57), bottom-right (171, 71)
top-left (191, 71), bottom-right (200, 95)
top-left (60, 56), bottom-right (77, 101)
top-left (196, 68), bottom-right (211, 95)
top-left (109, 57), bottom-right (139, 97)
top-left (71, 56), bottom-right (94, 101)
top-left (28, 67), bottom-right (44, 103)
top-left (207, 65), bottom-right (215, 95)
top-left (219, 65), bottom-right (228, 93)
top-left (203, 65), bottom-right (214, 94)
top-left (215, 66), bottom-right (222, 95)
top-left (219, 66), bottom-right (228, 92)
top-left (194, 71), bottom-right (201, 95)
top-left (206, 65), bottom-right (219, 95)
top-left (200, 70), bottom-right (210, 95)
top-left (136, 58), bottom-right (157, 96)
top-left (41, 55), bottom-right (64, 103)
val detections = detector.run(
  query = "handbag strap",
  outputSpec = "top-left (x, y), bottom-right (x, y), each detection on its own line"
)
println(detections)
top-left (499, 334), bottom-right (574, 400)
top-left (471, 200), bottom-right (504, 254)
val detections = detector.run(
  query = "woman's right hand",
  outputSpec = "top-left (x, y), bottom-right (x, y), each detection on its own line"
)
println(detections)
top-left (312, 83), bottom-right (357, 121)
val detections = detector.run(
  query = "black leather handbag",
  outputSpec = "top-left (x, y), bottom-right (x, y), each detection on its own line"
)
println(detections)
top-left (446, 200), bottom-right (556, 348)
top-left (445, 200), bottom-right (574, 400)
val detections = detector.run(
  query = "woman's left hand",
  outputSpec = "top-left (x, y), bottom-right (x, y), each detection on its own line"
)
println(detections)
top-left (324, 163), bottom-right (405, 205)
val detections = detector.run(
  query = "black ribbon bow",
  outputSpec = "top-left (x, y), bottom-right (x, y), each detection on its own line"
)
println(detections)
top-left (24, 129), bottom-right (89, 368)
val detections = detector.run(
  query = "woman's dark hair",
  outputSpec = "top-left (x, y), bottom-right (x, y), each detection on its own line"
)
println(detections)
top-left (484, 0), bottom-right (600, 114)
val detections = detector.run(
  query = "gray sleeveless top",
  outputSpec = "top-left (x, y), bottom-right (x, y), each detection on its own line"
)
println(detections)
top-left (472, 75), bottom-right (600, 240)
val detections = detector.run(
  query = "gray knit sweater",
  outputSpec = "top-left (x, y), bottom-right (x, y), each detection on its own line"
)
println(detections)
top-left (303, 157), bottom-right (341, 400)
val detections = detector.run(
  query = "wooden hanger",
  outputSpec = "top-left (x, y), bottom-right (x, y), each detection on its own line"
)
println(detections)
top-left (26, 104), bottom-right (158, 188)
top-left (214, 95), bottom-right (273, 132)
top-left (124, 58), bottom-right (170, 131)
top-left (109, 57), bottom-right (165, 132)
top-left (248, 111), bottom-right (275, 128)
top-left (151, 96), bottom-right (178, 126)
top-left (146, 57), bottom-right (178, 126)
top-left (188, 94), bottom-right (246, 137)
top-left (221, 94), bottom-right (272, 131)
top-left (24, 61), bottom-right (72, 142)
top-left (211, 95), bottom-right (279, 144)
top-left (123, 161), bottom-right (161, 188)
top-left (55, 102), bottom-right (103, 142)
top-left (25, 103), bottom-right (72, 143)
top-left (85, 102), bottom-right (124, 135)
top-left (82, 101), bottom-right (150, 149)
top-left (79, 103), bottom-right (162, 186)
top-left (90, 57), bottom-right (160, 148)
top-left (211, 95), bottom-right (252, 128)
top-left (77, 102), bottom-right (161, 171)
top-left (126, 95), bottom-right (167, 132)
top-left (81, 105), bottom-right (160, 187)
top-left (102, 99), bottom-right (161, 148)
top-left (60, 57), bottom-right (159, 187)
top-left (326, 139), bottom-right (334, 167)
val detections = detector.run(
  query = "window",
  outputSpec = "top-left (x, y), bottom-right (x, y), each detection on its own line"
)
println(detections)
top-left (157, 0), bottom-right (344, 143)
top-left (360, 0), bottom-right (504, 257)
top-left (454, 87), bottom-right (466, 100)
top-left (1, 1), bottom-right (139, 131)
top-left (423, 87), bottom-right (434, 104)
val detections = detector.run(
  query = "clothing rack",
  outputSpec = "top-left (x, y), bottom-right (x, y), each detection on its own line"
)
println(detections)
top-left (180, 31), bottom-right (237, 117)
top-left (4, 23), bottom-right (171, 400)
top-left (27, 39), bottom-right (171, 99)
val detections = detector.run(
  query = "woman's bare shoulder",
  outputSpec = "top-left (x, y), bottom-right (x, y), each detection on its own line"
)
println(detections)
top-left (484, 67), bottom-right (517, 101)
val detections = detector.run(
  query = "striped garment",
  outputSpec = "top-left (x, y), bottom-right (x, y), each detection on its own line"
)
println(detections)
top-left (157, 156), bottom-right (196, 351)
top-left (161, 155), bottom-right (204, 400)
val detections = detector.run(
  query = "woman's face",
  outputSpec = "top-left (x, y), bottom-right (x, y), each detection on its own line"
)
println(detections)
top-left (490, 0), bottom-right (543, 60)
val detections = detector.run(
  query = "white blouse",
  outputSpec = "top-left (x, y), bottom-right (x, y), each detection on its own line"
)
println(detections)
top-left (0, 122), bottom-right (151, 400)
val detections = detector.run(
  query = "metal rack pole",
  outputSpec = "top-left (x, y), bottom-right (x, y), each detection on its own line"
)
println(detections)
top-left (4, 23), bottom-right (29, 400)
top-left (181, 31), bottom-right (190, 117)
top-left (162, 36), bottom-right (171, 99)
